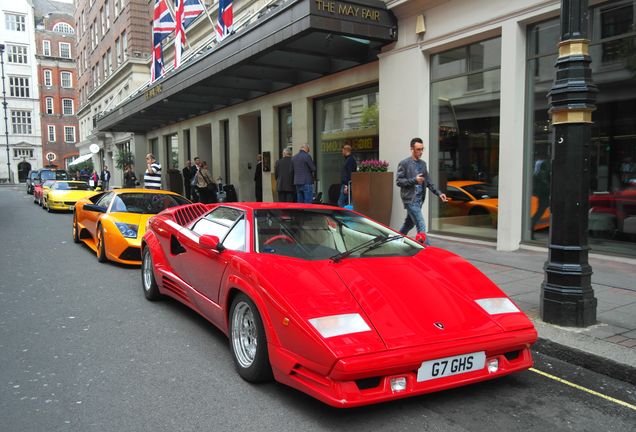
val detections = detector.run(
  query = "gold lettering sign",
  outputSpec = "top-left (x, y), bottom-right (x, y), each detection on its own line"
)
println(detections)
top-left (145, 84), bottom-right (163, 100)
top-left (314, 0), bottom-right (381, 22)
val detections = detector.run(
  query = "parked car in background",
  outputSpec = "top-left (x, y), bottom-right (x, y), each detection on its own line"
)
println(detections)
top-left (42, 181), bottom-right (96, 213)
top-left (141, 202), bottom-right (537, 407)
top-left (33, 180), bottom-right (55, 206)
top-left (73, 189), bottom-right (191, 264)
top-left (26, 169), bottom-right (40, 195)
top-left (37, 168), bottom-right (68, 184)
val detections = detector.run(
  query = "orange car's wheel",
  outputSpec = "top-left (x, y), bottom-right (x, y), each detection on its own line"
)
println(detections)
top-left (72, 212), bottom-right (80, 243)
top-left (96, 225), bottom-right (108, 263)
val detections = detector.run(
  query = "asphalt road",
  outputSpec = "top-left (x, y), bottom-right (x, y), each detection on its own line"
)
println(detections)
top-left (1, 185), bottom-right (634, 432)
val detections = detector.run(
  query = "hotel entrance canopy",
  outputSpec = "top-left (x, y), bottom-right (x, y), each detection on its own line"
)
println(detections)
top-left (97, 0), bottom-right (397, 134)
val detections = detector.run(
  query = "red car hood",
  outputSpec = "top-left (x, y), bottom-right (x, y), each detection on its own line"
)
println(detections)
top-left (333, 257), bottom-right (505, 349)
top-left (255, 249), bottom-right (508, 351)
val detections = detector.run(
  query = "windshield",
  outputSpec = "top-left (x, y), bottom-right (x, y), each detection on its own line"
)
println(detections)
top-left (255, 209), bottom-right (422, 260)
top-left (40, 170), bottom-right (68, 180)
top-left (53, 181), bottom-right (90, 191)
top-left (110, 193), bottom-right (190, 214)
top-left (463, 183), bottom-right (498, 200)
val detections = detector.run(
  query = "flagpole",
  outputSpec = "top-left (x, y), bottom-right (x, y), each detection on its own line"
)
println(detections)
top-left (199, 0), bottom-right (218, 38)
top-left (166, 0), bottom-right (192, 49)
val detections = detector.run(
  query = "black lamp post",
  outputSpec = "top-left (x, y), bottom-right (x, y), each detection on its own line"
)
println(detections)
top-left (0, 43), bottom-right (12, 184)
top-left (540, 0), bottom-right (598, 326)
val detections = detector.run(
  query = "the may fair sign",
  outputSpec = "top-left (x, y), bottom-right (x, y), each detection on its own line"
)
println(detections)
top-left (311, 0), bottom-right (396, 28)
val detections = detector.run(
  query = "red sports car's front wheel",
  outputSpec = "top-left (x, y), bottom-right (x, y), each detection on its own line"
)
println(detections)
top-left (229, 294), bottom-right (272, 383)
top-left (141, 247), bottom-right (161, 301)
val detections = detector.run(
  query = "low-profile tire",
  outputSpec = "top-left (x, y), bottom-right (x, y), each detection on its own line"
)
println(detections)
top-left (96, 225), bottom-right (108, 263)
top-left (141, 247), bottom-right (161, 301)
top-left (45, 199), bottom-right (52, 213)
top-left (72, 212), bottom-right (80, 243)
top-left (228, 293), bottom-right (273, 383)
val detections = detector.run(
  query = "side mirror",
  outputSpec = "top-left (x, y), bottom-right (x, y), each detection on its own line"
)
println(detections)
top-left (84, 204), bottom-right (106, 213)
top-left (199, 234), bottom-right (224, 251)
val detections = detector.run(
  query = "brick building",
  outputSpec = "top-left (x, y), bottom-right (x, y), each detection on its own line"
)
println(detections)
top-left (35, 9), bottom-right (79, 168)
top-left (74, 0), bottom-right (152, 185)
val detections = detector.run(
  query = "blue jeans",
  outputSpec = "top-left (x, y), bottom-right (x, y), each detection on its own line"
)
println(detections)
top-left (337, 184), bottom-right (349, 207)
top-left (399, 198), bottom-right (430, 245)
top-left (296, 184), bottom-right (314, 204)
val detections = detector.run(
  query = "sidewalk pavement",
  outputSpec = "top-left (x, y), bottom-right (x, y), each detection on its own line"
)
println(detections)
top-left (430, 235), bottom-right (636, 385)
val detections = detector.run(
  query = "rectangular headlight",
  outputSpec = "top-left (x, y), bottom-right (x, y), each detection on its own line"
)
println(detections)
top-left (308, 313), bottom-right (371, 338)
top-left (475, 298), bottom-right (520, 315)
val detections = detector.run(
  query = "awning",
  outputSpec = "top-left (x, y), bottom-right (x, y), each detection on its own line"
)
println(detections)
top-left (68, 153), bottom-right (94, 166)
top-left (97, 0), bottom-right (397, 134)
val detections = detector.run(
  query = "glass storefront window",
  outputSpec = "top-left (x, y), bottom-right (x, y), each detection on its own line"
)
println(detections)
top-left (314, 86), bottom-right (379, 205)
top-left (430, 38), bottom-right (502, 240)
top-left (279, 105), bottom-right (292, 158)
top-left (525, 0), bottom-right (636, 256)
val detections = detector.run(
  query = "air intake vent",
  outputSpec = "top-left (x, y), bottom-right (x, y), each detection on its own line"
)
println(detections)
top-left (173, 203), bottom-right (208, 226)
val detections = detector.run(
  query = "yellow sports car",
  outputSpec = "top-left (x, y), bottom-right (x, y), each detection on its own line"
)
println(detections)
top-left (42, 181), bottom-right (96, 212)
top-left (73, 189), bottom-right (191, 264)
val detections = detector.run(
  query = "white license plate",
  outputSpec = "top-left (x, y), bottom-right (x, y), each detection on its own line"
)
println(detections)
top-left (417, 351), bottom-right (486, 382)
top-left (69, 205), bottom-right (74, 211)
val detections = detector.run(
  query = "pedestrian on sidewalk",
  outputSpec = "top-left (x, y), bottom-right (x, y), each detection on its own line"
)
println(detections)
top-left (254, 154), bottom-right (263, 202)
top-left (144, 154), bottom-right (162, 190)
top-left (274, 147), bottom-right (295, 202)
top-left (182, 160), bottom-right (193, 200)
top-left (338, 144), bottom-right (357, 207)
top-left (292, 144), bottom-right (316, 204)
top-left (100, 165), bottom-right (111, 191)
top-left (396, 137), bottom-right (448, 245)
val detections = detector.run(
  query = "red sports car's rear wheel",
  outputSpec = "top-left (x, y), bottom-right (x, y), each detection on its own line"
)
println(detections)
top-left (141, 247), bottom-right (161, 301)
top-left (96, 226), bottom-right (108, 263)
top-left (229, 294), bottom-right (272, 383)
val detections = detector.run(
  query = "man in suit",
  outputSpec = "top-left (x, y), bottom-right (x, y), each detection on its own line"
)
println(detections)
top-left (100, 165), bottom-right (111, 191)
top-left (182, 160), bottom-right (193, 200)
top-left (274, 147), bottom-right (295, 202)
top-left (292, 144), bottom-right (316, 204)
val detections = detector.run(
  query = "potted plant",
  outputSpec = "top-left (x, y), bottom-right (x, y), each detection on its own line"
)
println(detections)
top-left (351, 159), bottom-right (393, 225)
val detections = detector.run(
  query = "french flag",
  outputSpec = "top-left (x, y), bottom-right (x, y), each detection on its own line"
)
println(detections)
top-left (216, 0), bottom-right (233, 41)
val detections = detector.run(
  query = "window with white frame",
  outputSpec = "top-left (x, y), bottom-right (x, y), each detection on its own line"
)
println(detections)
top-left (59, 42), bottom-right (71, 59)
top-left (7, 45), bottom-right (28, 64)
top-left (9, 76), bottom-right (30, 98)
top-left (45, 97), bottom-right (54, 114)
top-left (122, 31), bottom-right (127, 60)
top-left (62, 99), bottom-right (74, 115)
top-left (107, 48), bottom-right (112, 73)
top-left (100, 8), bottom-right (105, 35)
top-left (114, 0), bottom-right (119, 17)
top-left (60, 71), bottom-right (72, 88)
top-left (105, 0), bottom-right (110, 29)
top-left (43, 40), bottom-right (51, 56)
top-left (44, 69), bottom-right (52, 86)
top-left (115, 37), bottom-right (121, 65)
top-left (14, 149), bottom-right (34, 158)
top-left (53, 22), bottom-right (75, 34)
top-left (64, 126), bottom-right (76, 143)
top-left (5, 14), bottom-right (26, 31)
top-left (11, 111), bottom-right (32, 134)
top-left (48, 125), bottom-right (56, 142)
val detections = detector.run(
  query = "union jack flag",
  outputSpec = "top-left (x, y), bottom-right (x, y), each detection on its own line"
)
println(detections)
top-left (216, 0), bottom-right (233, 41)
top-left (153, 0), bottom-right (175, 46)
top-left (180, 0), bottom-right (205, 29)
top-left (151, 0), bottom-right (175, 81)
top-left (151, 43), bottom-right (165, 82)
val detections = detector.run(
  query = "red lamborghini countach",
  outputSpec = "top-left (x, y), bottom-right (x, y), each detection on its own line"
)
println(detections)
top-left (141, 202), bottom-right (537, 407)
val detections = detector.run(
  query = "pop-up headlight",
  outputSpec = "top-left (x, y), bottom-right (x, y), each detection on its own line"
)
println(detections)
top-left (308, 313), bottom-right (371, 338)
top-left (475, 298), bottom-right (520, 315)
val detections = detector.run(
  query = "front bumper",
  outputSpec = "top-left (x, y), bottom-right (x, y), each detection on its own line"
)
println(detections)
top-left (269, 327), bottom-right (537, 408)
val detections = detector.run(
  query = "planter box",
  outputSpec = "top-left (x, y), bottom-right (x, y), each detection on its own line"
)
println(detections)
top-left (351, 171), bottom-right (394, 225)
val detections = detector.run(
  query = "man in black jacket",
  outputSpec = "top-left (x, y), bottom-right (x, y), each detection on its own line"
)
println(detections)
top-left (182, 160), bottom-right (193, 200)
top-left (396, 138), bottom-right (447, 245)
top-left (338, 144), bottom-right (357, 207)
top-left (274, 147), bottom-right (295, 202)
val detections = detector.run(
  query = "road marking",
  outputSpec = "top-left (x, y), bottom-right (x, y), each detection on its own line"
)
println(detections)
top-left (529, 367), bottom-right (636, 411)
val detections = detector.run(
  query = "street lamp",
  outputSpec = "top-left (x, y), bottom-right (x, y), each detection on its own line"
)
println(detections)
top-left (0, 43), bottom-right (12, 184)
top-left (541, 0), bottom-right (597, 326)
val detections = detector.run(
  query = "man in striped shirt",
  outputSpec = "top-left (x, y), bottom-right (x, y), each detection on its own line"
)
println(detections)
top-left (144, 153), bottom-right (162, 189)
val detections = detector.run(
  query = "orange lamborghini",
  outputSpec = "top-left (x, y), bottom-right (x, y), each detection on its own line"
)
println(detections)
top-left (443, 181), bottom-right (550, 230)
top-left (72, 189), bottom-right (190, 264)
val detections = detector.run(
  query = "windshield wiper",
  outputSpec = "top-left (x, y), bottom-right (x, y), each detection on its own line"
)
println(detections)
top-left (330, 234), bottom-right (403, 263)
